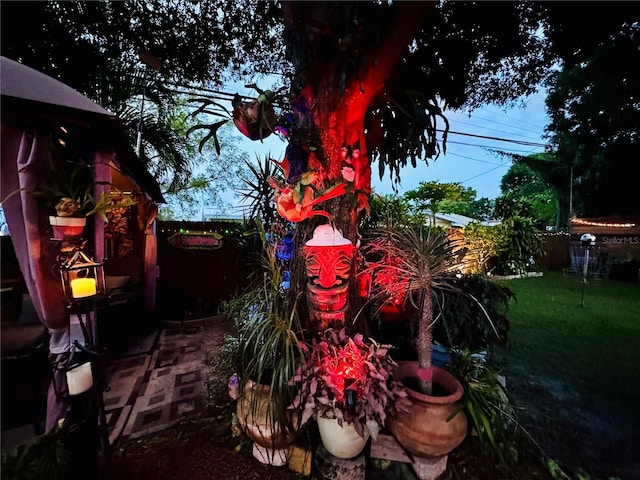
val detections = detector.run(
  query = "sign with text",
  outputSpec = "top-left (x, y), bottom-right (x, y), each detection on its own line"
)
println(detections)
top-left (166, 231), bottom-right (224, 250)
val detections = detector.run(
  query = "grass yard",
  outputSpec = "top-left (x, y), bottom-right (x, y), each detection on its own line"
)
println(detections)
top-left (493, 270), bottom-right (640, 478)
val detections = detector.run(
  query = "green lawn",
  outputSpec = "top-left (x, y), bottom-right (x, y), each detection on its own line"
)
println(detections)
top-left (494, 271), bottom-right (640, 425)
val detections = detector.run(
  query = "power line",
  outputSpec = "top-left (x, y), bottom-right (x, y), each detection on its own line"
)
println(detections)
top-left (446, 151), bottom-right (510, 167)
top-left (477, 107), bottom-right (547, 130)
top-left (469, 113), bottom-right (546, 134)
top-left (439, 129), bottom-right (546, 148)
top-left (452, 117), bottom-right (544, 141)
top-left (146, 80), bottom-right (551, 149)
top-left (445, 140), bottom-right (545, 154)
top-left (460, 164), bottom-right (507, 186)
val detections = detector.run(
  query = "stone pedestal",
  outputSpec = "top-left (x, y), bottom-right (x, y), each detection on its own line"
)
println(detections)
top-left (315, 443), bottom-right (365, 480)
top-left (412, 454), bottom-right (448, 480)
top-left (370, 433), bottom-right (449, 480)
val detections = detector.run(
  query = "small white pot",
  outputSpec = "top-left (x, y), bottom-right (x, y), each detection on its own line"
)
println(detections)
top-left (316, 416), bottom-right (369, 459)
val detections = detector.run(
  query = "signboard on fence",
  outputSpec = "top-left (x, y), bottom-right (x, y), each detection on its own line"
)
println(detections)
top-left (166, 230), bottom-right (224, 250)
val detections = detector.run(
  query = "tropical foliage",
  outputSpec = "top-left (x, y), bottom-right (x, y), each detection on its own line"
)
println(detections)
top-left (492, 194), bottom-right (546, 276)
top-left (459, 222), bottom-right (505, 275)
top-left (236, 154), bottom-right (285, 230)
top-left (448, 348), bottom-right (520, 464)
top-left (405, 181), bottom-right (480, 223)
top-left (362, 225), bottom-right (466, 394)
top-left (499, 159), bottom-right (557, 229)
top-left (434, 275), bottom-right (514, 350)
top-left (219, 221), bottom-right (305, 436)
top-left (544, 10), bottom-right (640, 218)
top-left (288, 327), bottom-right (409, 439)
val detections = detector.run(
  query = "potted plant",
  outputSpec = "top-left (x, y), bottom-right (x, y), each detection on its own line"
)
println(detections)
top-left (41, 161), bottom-right (136, 240)
top-left (361, 225), bottom-right (471, 468)
top-left (220, 220), bottom-right (307, 466)
top-left (288, 327), bottom-right (410, 459)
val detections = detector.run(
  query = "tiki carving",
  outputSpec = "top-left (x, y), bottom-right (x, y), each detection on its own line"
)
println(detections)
top-left (304, 225), bottom-right (354, 332)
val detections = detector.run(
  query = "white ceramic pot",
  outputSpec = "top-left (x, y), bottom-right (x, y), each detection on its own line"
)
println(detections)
top-left (316, 416), bottom-right (369, 459)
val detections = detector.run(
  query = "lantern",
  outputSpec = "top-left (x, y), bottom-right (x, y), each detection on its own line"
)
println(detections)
top-left (59, 249), bottom-right (106, 302)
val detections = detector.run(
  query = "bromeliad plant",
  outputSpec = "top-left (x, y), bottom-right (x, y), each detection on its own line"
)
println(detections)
top-left (2, 159), bottom-right (136, 223)
top-left (288, 327), bottom-right (410, 439)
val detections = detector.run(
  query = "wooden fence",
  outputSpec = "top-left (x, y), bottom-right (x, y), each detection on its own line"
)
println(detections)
top-left (156, 220), bottom-right (251, 319)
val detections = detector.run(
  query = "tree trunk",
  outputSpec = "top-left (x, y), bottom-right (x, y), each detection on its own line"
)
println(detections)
top-left (417, 290), bottom-right (433, 395)
top-left (282, 2), bottom-right (435, 335)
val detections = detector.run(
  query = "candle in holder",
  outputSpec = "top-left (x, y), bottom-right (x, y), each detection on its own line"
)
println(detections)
top-left (70, 277), bottom-right (97, 299)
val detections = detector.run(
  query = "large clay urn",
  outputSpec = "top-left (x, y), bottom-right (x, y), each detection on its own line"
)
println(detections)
top-left (236, 380), bottom-right (299, 466)
top-left (386, 362), bottom-right (467, 459)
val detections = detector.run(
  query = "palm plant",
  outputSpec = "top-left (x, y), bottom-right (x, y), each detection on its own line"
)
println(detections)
top-left (362, 225), bottom-right (467, 395)
top-left (90, 60), bottom-right (192, 193)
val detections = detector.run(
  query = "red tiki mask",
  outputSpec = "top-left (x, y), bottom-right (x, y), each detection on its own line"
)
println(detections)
top-left (304, 225), bottom-right (354, 288)
top-left (304, 225), bottom-right (354, 332)
top-left (304, 244), bottom-right (354, 288)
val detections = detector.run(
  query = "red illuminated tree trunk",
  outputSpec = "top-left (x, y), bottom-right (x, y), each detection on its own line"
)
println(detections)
top-left (281, 2), bottom-right (435, 332)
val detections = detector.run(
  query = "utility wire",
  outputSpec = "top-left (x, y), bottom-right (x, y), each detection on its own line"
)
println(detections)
top-left (452, 117), bottom-right (544, 140)
top-left (469, 115), bottom-right (545, 136)
top-left (445, 140), bottom-right (546, 154)
top-left (437, 129), bottom-right (546, 148)
top-left (446, 151), bottom-right (510, 167)
top-left (145, 80), bottom-right (550, 149)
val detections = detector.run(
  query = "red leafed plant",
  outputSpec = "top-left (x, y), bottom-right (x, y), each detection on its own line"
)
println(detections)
top-left (289, 327), bottom-right (410, 439)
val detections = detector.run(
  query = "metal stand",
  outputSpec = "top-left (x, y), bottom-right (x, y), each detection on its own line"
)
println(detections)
top-left (50, 295), bottom-right (111, 477)
top-left (68, 296), bottom-right (111, 466)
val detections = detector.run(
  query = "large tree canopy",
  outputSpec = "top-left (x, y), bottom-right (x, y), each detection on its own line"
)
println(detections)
top-left (0, 1), bottom-right (286, 89)
top-left (1, 1), bottom-right (553, 196)
top-left (3, 2), bottom-right (637, 203)
top-left (544, 19), bottom-right (640, 218)
top-left (3, 0), bottom-right (639, 324)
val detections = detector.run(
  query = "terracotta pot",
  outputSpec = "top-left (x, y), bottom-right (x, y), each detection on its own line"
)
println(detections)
top-left (316, 416), bottom-right (369, 459)
top-left (386, 362), bottom-right (467, 458)
top-left (236, 380), bottom-right (298, 466)
top-left (49, 215), bottom-right (86, 240)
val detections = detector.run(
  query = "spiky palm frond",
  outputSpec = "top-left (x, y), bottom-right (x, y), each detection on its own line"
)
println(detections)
top-left (237, 154), bottom-right (284, 229)
top-left (363, 226), bottom-right (465, 310)
top-left (362, 225), bottom-right (466, 394)
top-left (89, 59), bottom-right (192, 191)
